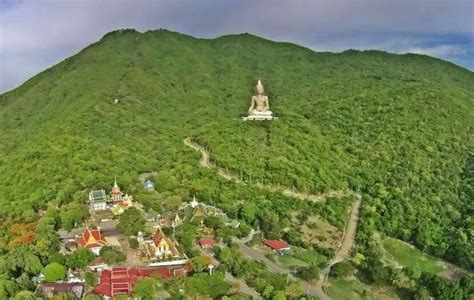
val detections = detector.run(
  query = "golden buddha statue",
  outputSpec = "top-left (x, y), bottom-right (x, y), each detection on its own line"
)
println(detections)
top-left (246, 80), bottom-right (273, 120)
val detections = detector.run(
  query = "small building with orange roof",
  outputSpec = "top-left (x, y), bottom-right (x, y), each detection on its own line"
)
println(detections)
top-left (77, 228), bottom-right (107, 255)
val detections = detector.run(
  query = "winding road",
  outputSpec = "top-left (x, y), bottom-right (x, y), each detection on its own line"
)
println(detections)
top-left (320, 196), bottom-right (362, 291)
top-left (184, 137), bottom-right (363, 299)
top-left (184, 138), bottom-right (348, 203)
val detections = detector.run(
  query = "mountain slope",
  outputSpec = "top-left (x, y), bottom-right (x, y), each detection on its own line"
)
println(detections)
top-left (0, 28), bottom-right (473, 274)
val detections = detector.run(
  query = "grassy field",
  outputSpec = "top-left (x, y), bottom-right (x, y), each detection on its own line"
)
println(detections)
top-left (382, 237), bottom-right (443, 276)
top-left (327, 278), bottom-right (400, 300)
top-left (277, 255), bottom-right (309, 268)
top-left (276, 248), bottom-right (328, 269)
top-left (291, 213), bottom-right (342, 250)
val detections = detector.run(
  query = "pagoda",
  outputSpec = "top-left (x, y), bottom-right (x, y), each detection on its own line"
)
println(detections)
top-left (110, 179), bottom-right (124, 202)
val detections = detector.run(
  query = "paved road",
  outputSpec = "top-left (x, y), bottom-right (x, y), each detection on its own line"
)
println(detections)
top-left (233, 238), bottom-right (331, 300)
top-left (195, 245), bottom-right (260, 299)
top-left (225, 273), bottom-right (262, 299)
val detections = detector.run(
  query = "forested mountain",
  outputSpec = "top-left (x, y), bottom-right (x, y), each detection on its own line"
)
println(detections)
top-left (0, 29), bottom-right (472, 298)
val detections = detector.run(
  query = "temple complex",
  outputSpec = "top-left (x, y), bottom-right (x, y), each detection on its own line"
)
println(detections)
top-left (88, 179), bottom-right (133, 214)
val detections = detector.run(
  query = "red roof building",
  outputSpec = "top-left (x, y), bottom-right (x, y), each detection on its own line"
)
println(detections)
top-left (93, 266), bottom-right (188, 298)
top-left (264, 240), bottom-right (290, 251)
top-left (198, 237), bottom-right (215, 249)
top-left (77, 228), bottom-right (107, 255)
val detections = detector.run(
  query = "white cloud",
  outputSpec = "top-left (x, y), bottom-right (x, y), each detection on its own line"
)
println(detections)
top-left (0, 0), bottom-right (473, 93)
top-left (402, 45), bottom-right (467, 58)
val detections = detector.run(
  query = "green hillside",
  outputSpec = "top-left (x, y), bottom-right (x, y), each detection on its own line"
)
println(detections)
top-left (0, 29), bottom-right (473, 297)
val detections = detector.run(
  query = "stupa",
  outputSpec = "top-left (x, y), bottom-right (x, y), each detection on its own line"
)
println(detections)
top-left (243, 80), bottom-right (274, 121)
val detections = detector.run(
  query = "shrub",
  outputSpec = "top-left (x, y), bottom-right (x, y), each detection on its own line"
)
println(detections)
top-left (43, 262), bottom-right (66, 282)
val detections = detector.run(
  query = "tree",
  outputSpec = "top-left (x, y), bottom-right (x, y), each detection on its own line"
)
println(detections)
top-left (117, 207), bottom-right (146, 236)
top-left (390, 269), bottom-right (410, 289)
top-left (133, 277), bottom-right (157, 300)
top-left (190, 255), bottom-right (213, 273)
top-left (185, 272), bottom-right (230, 298)
top-left (330, 261), bottom-right (355, 278)
top-left (216, 246), bottom-right (233, 268)
top-left (354, 252), bottom-right (365, 265)
top-left (51, 292), bottom-right (75, 300)
top-left (84, 293), bottom-right (101, 300)
top-left (99, 246), bottom-right (126, 264)
top-left (262, 285), bottom-right (274, 298)
top-left (66, 248), bottom-right (94, 269)
top-left (273, 291), bottom-right (286, 300)
top-left (60, 202), bottom-right (87, 231)
top-left (85, 272), bottom-right (97, 287)
top-left (43, 262), bottom-right (66, 282)
top-left (296, 265), bottom-right (320, 281)
top-left (414, 287), bottom-right (431, 300)
top-left (13, 290), bottom-right (36, 300)
top-left (240, 202), bottom-right (257, 223)
top-left (284, 282), bottom-right (304, 299)
top-left (129, 238), bottom-right (139, 249)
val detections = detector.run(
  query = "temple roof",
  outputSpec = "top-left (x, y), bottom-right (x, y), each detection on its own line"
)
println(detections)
top-left (90, 190), bottom-right (107, 202)
top-left (78, 228), bottom-right (107, 249)
top-left (111, 179), bottom-right (123, 195)
top-left (152, 228), bottom-right (179, 256)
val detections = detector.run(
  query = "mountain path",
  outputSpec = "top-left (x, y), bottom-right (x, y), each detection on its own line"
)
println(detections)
top-left (320, 196), bottom-right (362, 291)
top-left (184, 137), bottom-right (349, 203)
top-left (184, 137), bottom-right (365, 298)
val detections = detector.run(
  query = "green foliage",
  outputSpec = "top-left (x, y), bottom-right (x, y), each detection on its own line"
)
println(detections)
top-left (184, 272), bottom-right (230, 298)
top-left (296, 264), bottom-right (320, 281)
top-left (117, 207), bottom-right (146, 236)
top-left (43, 262), bottom-right (66, 282)
top-left (0, 30), bottom-right (473, 296)
top-left (85, 271), bottom-right (97, 287)
top-left (59, 202), bottom-right (87, 231)
top-left (190, 255), bottom-right (213, 273)
top-left (175, 222), bottom-right (199, 257)
top-left (99, 246), bottom-right (126, 264)
top-left (51, 293), bottom-right (75, 300)
top-left (382, 237), bottom-right (442, 277)
top-left (217, 244), bottom-right (288, 296)
top-left (132, 277), bottom-right (157, 299)
top-left (66, 248), bottom-right (94, 269)
top-left (13, 290), bottom-right (36, 300)
top-left (415, 272), bottom-right (467, 300)
top-left (83, 294), bottom-right (102, 300)
top-left (128, 237), bottom-right (139, 249)
top-left (330, 261), bottom-right (355, 278)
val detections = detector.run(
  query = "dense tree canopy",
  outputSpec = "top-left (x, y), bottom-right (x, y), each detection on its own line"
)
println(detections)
top-left (0, 29), bottom-right (472, 298)
top-left (117, 207), bottom-right (146, 236)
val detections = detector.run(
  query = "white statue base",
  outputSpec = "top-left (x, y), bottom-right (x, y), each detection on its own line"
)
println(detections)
top-left (243, 110), bottom-right (274, 121)
top-left (242, 115), bottom-right (275, 121)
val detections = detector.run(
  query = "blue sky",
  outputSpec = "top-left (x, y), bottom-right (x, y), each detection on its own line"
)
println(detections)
top-left (0, 0), bottom-right (473, 93)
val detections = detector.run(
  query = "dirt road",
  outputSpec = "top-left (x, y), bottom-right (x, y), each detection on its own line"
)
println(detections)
top-left (320, 196), bottom-right (362, 290)
top-left (184, 138), bottom-right (348, 203)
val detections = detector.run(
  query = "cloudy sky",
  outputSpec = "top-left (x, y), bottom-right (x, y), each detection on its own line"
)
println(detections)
top-left (0, 0), bottom-right (473, 93)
